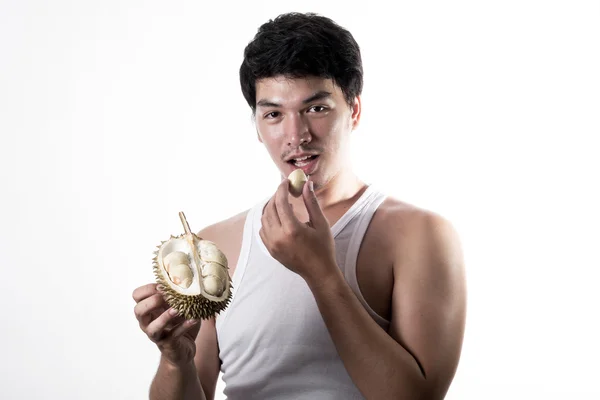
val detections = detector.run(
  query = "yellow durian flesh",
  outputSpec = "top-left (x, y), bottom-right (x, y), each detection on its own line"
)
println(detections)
top-left (200, 262), bottom-right (229, 297)
top-left (198, 240), bottom-right (228, 268)
top-left (288, 169), bottom-right (308, 197)
top-left (153, 234), bottom-right (232, 320)
top-left (201, 261), bottom-right (228, 279)
top-left (203, 276), bottom-right (225, 297)
top-left (162, 251), bottom-right (192, 288)
top-left (163, 251), bottom-right (189, 270)
top-left (168, 263), bottom-right (193, 288)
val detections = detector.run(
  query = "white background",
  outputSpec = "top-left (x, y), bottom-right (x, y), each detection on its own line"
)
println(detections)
top-left (1, 1), bottom-right (598, 399)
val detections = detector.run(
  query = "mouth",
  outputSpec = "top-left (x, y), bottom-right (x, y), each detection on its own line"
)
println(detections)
top-left (286, 155), bottom-right (320, 175)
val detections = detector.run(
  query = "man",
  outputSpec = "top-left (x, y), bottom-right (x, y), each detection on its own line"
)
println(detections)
top-left (133, 12), bottom-right (466, 400)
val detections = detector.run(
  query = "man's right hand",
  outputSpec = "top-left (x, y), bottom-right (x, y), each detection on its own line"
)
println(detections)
top-left (133, 283), bottom-right (202, 367)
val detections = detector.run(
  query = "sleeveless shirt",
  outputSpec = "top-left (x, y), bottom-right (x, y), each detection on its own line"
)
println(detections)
top-left (215, 184), bottom-right (389, 399)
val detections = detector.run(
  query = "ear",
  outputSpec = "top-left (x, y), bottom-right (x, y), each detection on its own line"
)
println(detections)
top-left (351, 96), bottom-right (362, 130)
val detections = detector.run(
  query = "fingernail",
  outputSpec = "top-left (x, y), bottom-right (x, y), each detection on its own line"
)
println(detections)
top-left (169, 308), bottom-right (178, 316)
top-left (309, 181), bottom-right (314, 191)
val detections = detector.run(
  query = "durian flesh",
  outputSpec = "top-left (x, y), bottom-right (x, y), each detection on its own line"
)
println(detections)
top-left (288, 169), bottom-right (308, 197)
top-left (153, 234), bottom-right (232, 320)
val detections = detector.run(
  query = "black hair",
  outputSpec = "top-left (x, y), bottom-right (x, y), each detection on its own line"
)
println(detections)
top-left (239, 12), bottom-right (363, 114)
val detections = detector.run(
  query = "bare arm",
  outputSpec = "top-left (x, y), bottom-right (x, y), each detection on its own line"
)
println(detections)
top-left (150, 357), bottom-right (206, 400)
top-left (138, 223), bottom-right (226, 400)
top-left (149, 317), bottom-right (220, 400)
top-left (193, 317), bottom-right (221, 400)
top-left (306, 211), bottom-right (467, 399)
top-left (132, 281), bottom-right (207, 400)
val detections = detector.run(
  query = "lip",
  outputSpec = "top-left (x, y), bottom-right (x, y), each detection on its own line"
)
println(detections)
top-left (285, 152), bottom-right (320, 162)
top-left (286, 155), bottom-right (319, 176)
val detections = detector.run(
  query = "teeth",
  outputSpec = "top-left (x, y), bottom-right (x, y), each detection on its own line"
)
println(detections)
top-left (290, 155), bottom-right (317, 167)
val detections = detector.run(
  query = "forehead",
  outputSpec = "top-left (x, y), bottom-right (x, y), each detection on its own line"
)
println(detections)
top-left (255, 76), bottom-right (342, 106)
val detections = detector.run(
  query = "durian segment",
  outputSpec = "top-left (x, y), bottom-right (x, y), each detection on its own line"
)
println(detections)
top-left (199, 262), bottom-right (229, 298)
top-left (198, 240), bottom-right (228, 268)
top-left (202, 276), bottom-right (226, 297)
top-left (191, 241), bottom-right (230, 302)
top-left (162, 251), bottom-right (193, 288)
top-left (152, 233), bottom-right (233, 320)
top-left (168, 263), bottom-right (193, 288)
top-left (163, 251), bottom-right (189, 271)
top-left (201, 261), bottom-right (228, 279)
top-left (288, 169), bottom-right (308, 197)
top-left (156, 237), bottom-right (201, 296)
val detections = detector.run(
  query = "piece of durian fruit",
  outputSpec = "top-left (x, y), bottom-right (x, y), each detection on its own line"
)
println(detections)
top-left (288, 169), bottom-right (308, 197)
top-left (152, 212), bottom-right (232, 320)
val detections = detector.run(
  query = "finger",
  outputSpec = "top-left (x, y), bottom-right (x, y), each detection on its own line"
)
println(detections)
top-left (302, 179), bottom-right (328, 230)
top-left (134, 293), bottom-right (169, 325)
top-left (269, 194), bottom-right (282, 226)
top-left (275, 179), bottom-right (298, 229)
top-left (169, 318), bottom-right (201, 339)
top-left (259, 226), bottom-right (269, 248)
top-left (132, 283), bottom-right (159, 303)
top-left (262, 196), bottom-right (281, 229)
top-left (160, 314), bottom-right (188, 335)
top-left (145, 307), bottom-right (183, 343)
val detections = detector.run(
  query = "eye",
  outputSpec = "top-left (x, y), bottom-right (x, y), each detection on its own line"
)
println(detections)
top-left (307, 105), bottom-right (327, 113)
top-left (263, 111), bottom-right (280, 119)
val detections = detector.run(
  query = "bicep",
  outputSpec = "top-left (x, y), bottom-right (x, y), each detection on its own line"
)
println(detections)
top-left (194, 317), bottom-right (221, 400)
top-left (389, 213), bottom-right (466, 394)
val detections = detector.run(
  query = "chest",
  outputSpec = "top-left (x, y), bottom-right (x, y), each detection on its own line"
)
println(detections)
top-left (219, 200), bottom-right (395, 325)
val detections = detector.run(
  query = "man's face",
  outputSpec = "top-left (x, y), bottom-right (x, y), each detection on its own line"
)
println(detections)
top-left (254, 76), bottom-right (360, 190)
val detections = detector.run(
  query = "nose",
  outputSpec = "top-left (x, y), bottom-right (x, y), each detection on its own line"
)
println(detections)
top-left (284, 114), bottom-right (311, 147)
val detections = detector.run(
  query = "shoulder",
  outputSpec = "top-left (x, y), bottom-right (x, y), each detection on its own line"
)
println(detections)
top-left (374, 195), bottom-right (463, 271)
top-left (197, 208), bottom-right (251, 242)
top-left (372, 195), bottom-right (445, 240)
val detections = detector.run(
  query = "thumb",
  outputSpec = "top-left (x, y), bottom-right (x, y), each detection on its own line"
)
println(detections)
top-left (302, 180), bottom-right (328, 229)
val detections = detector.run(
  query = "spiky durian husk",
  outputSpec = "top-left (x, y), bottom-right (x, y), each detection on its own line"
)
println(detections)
top-left (152, 239), bottom-right (233, 320)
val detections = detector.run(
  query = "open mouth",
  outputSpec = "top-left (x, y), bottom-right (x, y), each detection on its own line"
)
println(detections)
top-left (286, 155), bottom-right (320, 175)
top-left (287, 155), bottom-right (319, 168)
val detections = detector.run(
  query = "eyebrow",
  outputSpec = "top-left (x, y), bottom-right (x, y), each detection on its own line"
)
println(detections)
top-left (256, 90), bottom-right (332, 108)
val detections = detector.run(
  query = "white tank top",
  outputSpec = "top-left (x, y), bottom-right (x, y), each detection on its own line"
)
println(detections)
top-left (215, 184), bottom-right (389, 399)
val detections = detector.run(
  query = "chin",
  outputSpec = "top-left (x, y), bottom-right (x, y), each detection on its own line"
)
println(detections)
top-left (307, 172), bottom-right (326, 190)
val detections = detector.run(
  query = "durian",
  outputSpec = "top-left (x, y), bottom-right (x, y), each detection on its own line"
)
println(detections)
top-left (152, 212), bottom-right (232, 320)
top-left (288, 169), bottom-right (308, 197)
top-left (163, 251), bottom-right (193, 288)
